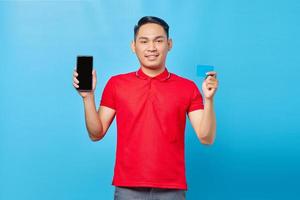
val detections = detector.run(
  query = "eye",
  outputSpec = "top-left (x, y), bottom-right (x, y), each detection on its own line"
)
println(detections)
top-left (140, 40), bottom-right (147, 44)
top-left (156, 40), bottom-right (163, 43)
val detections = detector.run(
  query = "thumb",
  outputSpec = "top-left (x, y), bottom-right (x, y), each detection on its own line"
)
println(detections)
top-left (92, 69), bottom-right (97, 90)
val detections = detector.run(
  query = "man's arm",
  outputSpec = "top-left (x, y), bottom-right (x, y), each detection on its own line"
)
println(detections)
top-left (188, 99), bottom-right (216, 145)
top-left (83, 94), bottom-right (116, 141)
top-left (188, 71), bottom-right (218, 145)
top-left (96, 105), bottom-right (116, 140)
top-left (73, 69), bottom-right (116, 142)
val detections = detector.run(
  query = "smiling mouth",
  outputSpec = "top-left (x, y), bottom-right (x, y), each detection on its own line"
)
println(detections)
top-left (145, 54), bottom-right (159, 60)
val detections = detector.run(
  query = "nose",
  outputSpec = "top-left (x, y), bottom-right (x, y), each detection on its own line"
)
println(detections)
top-left (147, 41), bottom-right (157, 51)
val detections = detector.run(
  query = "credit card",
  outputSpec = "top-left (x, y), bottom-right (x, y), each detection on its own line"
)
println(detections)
top-left (196, 65), bottom-right (214, 78)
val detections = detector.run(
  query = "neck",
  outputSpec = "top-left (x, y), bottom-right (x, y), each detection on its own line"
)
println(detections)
top-left (140, 66), bottom-right (166, 77)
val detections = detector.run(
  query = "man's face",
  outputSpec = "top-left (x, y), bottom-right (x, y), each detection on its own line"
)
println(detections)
top-left (131, 23), bottom-right (172, 70)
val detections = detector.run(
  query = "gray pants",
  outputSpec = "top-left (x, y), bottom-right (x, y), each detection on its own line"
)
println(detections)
top-left (114, 186), bottom-right (186, 200)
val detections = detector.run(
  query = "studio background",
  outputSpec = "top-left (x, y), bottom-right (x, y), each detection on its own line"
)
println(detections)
top-left (1, 0), bottom-right (299, 199)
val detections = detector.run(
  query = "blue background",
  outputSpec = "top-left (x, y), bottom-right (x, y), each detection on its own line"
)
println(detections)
top-left (1, 0), bottom-right (299, 199)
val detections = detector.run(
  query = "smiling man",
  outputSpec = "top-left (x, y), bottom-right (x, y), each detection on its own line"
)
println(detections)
top-left (73, 16), bottom-right (218, 200)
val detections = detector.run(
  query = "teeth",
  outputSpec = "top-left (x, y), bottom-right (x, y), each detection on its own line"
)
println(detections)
top-left (146, 55), bottom-right (158, 57)
top-left (147, 56), bottom-right (157, 59)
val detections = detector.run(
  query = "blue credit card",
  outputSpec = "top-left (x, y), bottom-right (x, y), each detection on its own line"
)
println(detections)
top-left (196, 65), bottom-right (215, 77)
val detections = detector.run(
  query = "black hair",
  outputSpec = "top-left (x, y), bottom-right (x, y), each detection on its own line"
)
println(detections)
top-left (134, 16), bottom-right (169, 40)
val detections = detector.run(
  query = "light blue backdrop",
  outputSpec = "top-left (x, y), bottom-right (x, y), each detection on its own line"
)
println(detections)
top-left (1, 0), bottom-right (299, 199)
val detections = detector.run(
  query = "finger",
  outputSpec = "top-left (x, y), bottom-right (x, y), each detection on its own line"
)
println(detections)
top-left (205, 71), bottom-right (217, 79)
top-left (73, 82), bottom-right (79, 88)
top-left (206, 76), bottom-right (215, 81)
top-left (205, 74), bottom-right (216, 80)
top-left (73, 77), bottom-right (79, 84)
top-left (206, 79), bottom-right (217, 85)
top-left (206, 82), bottom-right (217, 89)
top-left (92, 69), bottom-right (97, 83)
top-left (92, 69), bottom-right (97, 90)
top-left (73, 70), bottom-right (78, 77)
top-left (92, 69), bottom-right (97, 77)
top-left (206, 71), bottom-right (217, 76)
top-left (207, 82), bottom-right (217, 87)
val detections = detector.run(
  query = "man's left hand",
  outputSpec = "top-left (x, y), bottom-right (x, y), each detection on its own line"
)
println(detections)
top-left (202, 71), bottom-right (218, 100)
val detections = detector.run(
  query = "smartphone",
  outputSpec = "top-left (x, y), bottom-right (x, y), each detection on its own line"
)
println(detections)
top-left (196, 65), bottom-right (215, 78)
top-left (76, 56), bottom-right (93, 91)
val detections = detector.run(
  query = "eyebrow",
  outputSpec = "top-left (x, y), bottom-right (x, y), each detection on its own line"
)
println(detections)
top-left (138, 36), bottom-right (166, 40)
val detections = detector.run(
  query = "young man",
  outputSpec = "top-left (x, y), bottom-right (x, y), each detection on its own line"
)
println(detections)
top-left (73, 16), bottom-right (218, 200)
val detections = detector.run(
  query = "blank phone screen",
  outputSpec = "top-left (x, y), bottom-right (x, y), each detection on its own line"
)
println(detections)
top-left (76, 56), bottom-right (93, 91)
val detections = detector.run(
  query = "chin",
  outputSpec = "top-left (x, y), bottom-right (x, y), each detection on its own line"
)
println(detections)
top-left (142, 62), bottom-right (164, 69)
top-left (146, 65), bottom-right (161, 69)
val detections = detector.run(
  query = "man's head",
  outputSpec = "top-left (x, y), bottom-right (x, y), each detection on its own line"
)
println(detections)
top-left (131, 16), bottom-right (172, 70)
top-left (134, 16), bottom-right (169, 41)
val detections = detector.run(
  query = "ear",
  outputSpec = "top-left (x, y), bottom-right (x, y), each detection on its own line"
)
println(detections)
top-left (131, 40), bottom-right (136, 53)
top-left (168, 38), bottom-right (173, 51)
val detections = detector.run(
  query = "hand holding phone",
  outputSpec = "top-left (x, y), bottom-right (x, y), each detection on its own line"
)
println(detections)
top-left (73, 56), bottom-right (97, 98)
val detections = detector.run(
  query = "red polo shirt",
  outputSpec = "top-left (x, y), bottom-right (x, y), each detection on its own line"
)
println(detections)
top-left (100, 67), bottom-right (204, 190)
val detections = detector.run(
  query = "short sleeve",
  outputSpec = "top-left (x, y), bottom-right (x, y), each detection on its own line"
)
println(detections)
top-left (187, 82), bottom-right (204, 113)
top-left (100, 77), bottom-right (116, 110)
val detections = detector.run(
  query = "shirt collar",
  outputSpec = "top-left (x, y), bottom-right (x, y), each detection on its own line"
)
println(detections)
top-left (135, 67), bottom-right (171, 81)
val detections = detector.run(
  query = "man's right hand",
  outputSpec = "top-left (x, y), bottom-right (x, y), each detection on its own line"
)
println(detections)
top-left (72, 68), bottom-right (97, 98)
